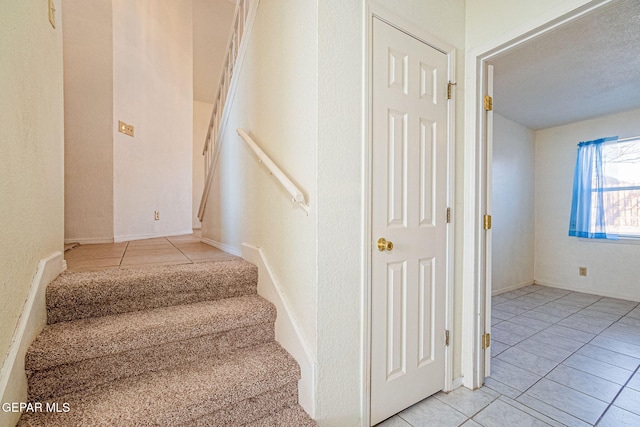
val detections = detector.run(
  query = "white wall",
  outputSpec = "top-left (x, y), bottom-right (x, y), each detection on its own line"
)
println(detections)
top-left (535, 108), bottom-right (640, 301)
top-left (113, 0), bottom-right (194, 241)
top-left (193, 100), bottom-right (212, 229)
top-left (315, 1), bottom-right (361, 422)
top-left (63, 0), bottom-right (114, 243)
top-left (492, 114), bottom-right (535, 294)
top-left (465, 0), bottom-right (596, 50)
top-left (0, 1), bottom-right (64, 423)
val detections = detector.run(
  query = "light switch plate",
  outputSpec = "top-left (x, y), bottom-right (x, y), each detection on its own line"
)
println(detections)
top-left (118, 121), bottom-right (134, 137)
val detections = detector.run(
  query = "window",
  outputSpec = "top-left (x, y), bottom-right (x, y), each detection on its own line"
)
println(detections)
top-left (569, 136), bottom-right (640, 240)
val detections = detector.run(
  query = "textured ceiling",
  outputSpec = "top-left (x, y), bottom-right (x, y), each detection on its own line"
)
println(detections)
top-left (490, 0), bottom-right (640, 130)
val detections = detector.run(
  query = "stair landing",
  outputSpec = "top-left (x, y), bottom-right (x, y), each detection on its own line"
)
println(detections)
top-left (64, 231), bottom-right (236, 272)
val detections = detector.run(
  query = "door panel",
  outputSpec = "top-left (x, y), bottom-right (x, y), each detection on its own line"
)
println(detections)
top-left (371, 17), bottom-right (449, 425)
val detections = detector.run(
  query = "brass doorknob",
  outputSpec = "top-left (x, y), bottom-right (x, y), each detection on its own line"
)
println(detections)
top-left (377, 238), bottom-right (394, 252)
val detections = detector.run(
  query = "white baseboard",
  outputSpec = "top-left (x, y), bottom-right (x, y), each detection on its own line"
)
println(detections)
top-left (492, 280), bottom-right (535, 296)
top-left (64, 237), bottom-right (114, 245)
top-left (69, 229), bottom-right (200, 245)
top-left (201, 238), bottom-right (242, 257)
top-left (450, 377), bottom-right (463, 391)
top-left (113, 229), bottom-right (194, 243)
top-left (241, 243), bottom-right (316, 418)
top-left (0, 252), bottom-right (65, 427)
top-left (534, 280), bottom-right (640, 302)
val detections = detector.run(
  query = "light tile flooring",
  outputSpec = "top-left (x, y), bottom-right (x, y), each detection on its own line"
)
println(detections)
top-left (64, 231), bottom-right (238, 272)
top-left (378, 284), bottom-right (640, 427)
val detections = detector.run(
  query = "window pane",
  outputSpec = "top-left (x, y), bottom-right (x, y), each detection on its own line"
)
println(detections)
top-left (602, 139), bottom-right (640, 237)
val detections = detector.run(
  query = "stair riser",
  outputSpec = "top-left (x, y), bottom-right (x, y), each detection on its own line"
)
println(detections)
top-left (18, 342), bottom-right (301, 427)
top-left (180, 381), bottom-right (298, 426)
top-left (18, 382), bottom-right (299, 427)
top-left (29, 296), bottom-right (275, 371)
top-left (28, 322), bottom-right (275, 401)
top-left (46, 261), bottom-right (258, 324)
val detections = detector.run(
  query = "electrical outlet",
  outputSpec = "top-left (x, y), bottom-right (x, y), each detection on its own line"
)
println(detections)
top-left (579, 267), bottom-right (587, 276)
top-left (154, 211), bottom-right (160, 221)
top-left (118, 120), bottom-right (134, 137)
top-left (48, 0), bottom-right (56, 29)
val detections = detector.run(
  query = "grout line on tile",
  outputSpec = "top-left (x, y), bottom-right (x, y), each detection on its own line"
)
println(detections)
top-left (594, 364), bottom-right (640, 426)
top-left (118, 241), bottom-right (129, 268)
top-left (167, 236), bottom-right (195, 264)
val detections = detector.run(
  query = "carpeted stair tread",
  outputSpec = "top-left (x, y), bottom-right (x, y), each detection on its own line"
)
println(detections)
top-left (249, 404), bottom-right (317, 426)
top-left (47, 259), bottom-right (258, 323)
top-left (28, 322), bottom-right (275, 402)
top-left (18, 342), bottom-right (300, 426)
top-left (28, 294), bottom-right (274, 371)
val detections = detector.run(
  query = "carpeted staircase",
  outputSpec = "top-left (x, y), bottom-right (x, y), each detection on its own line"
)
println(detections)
top-left (18, 259), bottom-right (315, 426)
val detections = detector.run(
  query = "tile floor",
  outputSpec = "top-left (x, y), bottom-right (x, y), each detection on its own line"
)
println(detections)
top-left (378, 284), bottom-right (640, 427)
top-left (64, 231), bottom-right (238, 272)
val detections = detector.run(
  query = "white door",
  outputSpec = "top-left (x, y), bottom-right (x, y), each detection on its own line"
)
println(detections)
top-left (371, 17), bottom-right (449, 425)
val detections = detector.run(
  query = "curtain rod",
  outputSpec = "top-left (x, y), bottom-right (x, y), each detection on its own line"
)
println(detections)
top-left (617, 135), bottom-right (640, 142)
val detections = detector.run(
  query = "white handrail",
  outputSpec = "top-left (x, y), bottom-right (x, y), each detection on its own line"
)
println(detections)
top-left (237, 129), bottom-right (309, 213)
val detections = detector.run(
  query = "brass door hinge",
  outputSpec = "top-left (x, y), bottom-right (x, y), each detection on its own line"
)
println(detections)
top-left (483, 214), bottom-right (492, 230)
top-left (446, 207), bottom-right (451, 223)
top-left (447, 81), bottom-right (457, 100)
top-left (484, 95), bottom-right (493, 111)
top-left (482, 333), bottom-right (491, 349)
top-left (445, 330), bottom-right (450, 347)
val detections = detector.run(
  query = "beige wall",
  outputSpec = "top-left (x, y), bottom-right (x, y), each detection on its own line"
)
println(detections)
top-left (64, 0), bottom-right (194, 243)
top-left (112, 0), bottom-right (194, 241)
top-left (0, 0), bottom-right (64, 385)
top-left (201, 0), bottom-right (320, 416)
top-left (192, 0), bottom-right (236, 103)
top-left (203, 0), bottom-right (318, 347)
top-left (63, 0), bottom-right (114, 243)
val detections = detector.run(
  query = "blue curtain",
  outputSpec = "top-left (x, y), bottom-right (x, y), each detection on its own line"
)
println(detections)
top-left (568, 136), bottom-right (618, 239)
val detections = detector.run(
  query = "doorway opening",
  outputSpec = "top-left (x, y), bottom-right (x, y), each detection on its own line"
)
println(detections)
top-left (474, 0), bottom-right (640, 396)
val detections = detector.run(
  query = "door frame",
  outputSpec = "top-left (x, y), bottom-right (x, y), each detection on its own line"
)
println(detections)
top-left (463, 0), bottom-right (614, 390)
top-left (363, 3), bottom-right (457, 425)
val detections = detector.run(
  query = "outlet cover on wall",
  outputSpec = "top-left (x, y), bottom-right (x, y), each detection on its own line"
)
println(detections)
top-left (579, 267), bottom-right (587, 276)
top-left (154, 211), bottom-right (160, 221)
